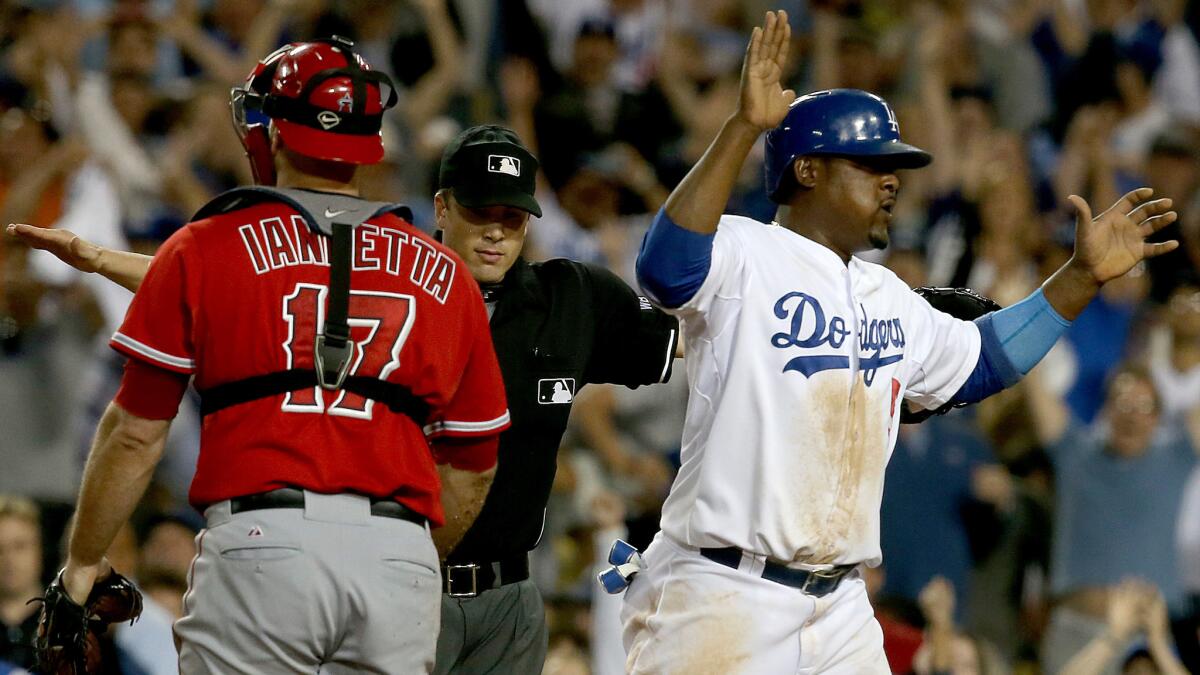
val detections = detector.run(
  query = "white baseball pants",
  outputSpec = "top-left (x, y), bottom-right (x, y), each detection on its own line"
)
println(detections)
top-left (621, 533), bottom-right (890, 675)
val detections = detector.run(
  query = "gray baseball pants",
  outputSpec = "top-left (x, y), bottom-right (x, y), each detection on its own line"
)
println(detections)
top-left (176, 491), bottom-right (441, 674)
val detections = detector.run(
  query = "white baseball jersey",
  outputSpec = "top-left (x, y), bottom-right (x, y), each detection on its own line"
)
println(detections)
top-left (659, 215), bottom-right (981, 566)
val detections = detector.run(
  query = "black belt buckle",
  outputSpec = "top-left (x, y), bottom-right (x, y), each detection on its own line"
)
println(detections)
top-left (799, 566), bottom-right (847, 597)
top-left (445, 564), bottom-right (479, 598)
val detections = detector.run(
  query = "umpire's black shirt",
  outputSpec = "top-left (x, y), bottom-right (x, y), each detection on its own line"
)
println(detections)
top-left (446, 257), bottom-right (678, 564)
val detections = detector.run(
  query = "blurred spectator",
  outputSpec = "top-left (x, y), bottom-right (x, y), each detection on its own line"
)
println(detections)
top-left (0, 497), bottom-right (41, 670)
top-left (911, 576), bottom-right (1009, 675)
top-left (1141, 133), bottom-right (1200, 301)
top-left (879, 409), bottom-right (995, 618)
top-left (527, 0), bottom-right (665, 93)
top-left (1175, 464), bottom-right (1200, 672)
top-left (1149, 284), bottom-right (1200, 419)
top-left (533, 17), bottom-right (678, 190)
top-left (1025, 361), bottom-right (1198, 673)
top-left (1059, 579), bottom-right (1189, 675)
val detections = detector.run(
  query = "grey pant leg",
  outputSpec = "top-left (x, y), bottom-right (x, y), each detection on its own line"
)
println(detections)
top-left (434, 580), bottom-right (549, 675)
top-left (434, 594), bottom-right (468, 675)
top-left (177, 494), bottom-right (440, 675)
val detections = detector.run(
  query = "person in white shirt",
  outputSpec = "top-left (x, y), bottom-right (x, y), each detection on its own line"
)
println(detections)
top-left (622, 10), bottom-right (1181, 673)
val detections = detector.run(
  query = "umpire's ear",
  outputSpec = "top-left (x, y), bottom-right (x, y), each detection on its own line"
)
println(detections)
top-left (433, 190), bottom-right (450, 234)
top-left (793, 157), bottom-right (819, 189)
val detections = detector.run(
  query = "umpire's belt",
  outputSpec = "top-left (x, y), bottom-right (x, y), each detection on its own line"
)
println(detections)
top-left (230, 488), bottom-right (427, 527)
top-left (699, 547), bottom-right (856, 598)
top-left (442, 554), bottom-right (530, 598)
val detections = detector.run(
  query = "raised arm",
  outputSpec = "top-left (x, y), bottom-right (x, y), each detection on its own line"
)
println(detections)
top-left (402, 0), bottom-right (465, 133)
top-left (636, 11), bottom-right (793, 308)
top-left (1043, 188), bottom-right (1177, 320)
top-left (662, 10), bottom-right (794, 235)
top-left (938, 189), bottom-right (1177, 414)
top-left (7, 223), bottom-right (150, 293)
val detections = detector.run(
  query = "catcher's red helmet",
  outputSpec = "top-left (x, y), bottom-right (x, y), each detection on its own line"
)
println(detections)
top-left (230, 36), bottom-right (397, 184)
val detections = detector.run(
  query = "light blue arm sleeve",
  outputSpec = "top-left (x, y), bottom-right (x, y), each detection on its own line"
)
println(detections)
top-left (951, 288), bottom-right (1072, 405)
top-left (635, 208), bottom-right (715, 309)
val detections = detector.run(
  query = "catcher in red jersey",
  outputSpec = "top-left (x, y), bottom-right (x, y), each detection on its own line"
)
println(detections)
top-left (40, 37), bottom-right (508, 674)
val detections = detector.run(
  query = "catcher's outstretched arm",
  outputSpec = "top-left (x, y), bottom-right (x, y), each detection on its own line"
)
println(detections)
top-left (63, 402), bottom-right (169, 602)
top-left (6, 223), bottom-right (151, 293)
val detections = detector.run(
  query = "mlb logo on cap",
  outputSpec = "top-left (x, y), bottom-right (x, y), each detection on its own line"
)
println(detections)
top-left (488, 154), bottom-right (521, 177)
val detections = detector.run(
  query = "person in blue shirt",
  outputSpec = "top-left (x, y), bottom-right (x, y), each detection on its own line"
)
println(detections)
top-left (1025, 361), bottom-right (1197, 674)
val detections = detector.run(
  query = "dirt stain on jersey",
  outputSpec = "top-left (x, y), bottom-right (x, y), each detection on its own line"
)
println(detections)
top-left (793, 375), bottom-right (888, 564)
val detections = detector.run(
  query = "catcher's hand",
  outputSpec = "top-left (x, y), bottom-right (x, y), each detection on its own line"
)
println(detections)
top-left (31, 569), bottom-right (144, 674)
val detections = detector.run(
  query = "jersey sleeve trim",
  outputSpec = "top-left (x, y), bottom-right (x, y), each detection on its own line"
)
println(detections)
top-left (111, 332), bottom-right (196, 373)
top-left (423, 410), bottom-right (511, 438)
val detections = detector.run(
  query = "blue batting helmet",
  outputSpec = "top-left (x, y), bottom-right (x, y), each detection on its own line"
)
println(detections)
top-left (764, 89), bottom-right (931, 202)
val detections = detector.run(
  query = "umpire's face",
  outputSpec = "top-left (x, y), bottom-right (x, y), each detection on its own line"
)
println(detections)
top-left (436, 191), bottom-right (530, 284)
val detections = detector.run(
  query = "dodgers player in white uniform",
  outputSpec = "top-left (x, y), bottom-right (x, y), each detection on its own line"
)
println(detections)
top-left (618, 11), bottom-right (1180, 674)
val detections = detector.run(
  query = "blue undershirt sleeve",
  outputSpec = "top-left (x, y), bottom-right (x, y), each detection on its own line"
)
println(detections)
top-left (635, 208), bottom-right (715, 309)
top-left (950, 288), bottom-right (1071, 405)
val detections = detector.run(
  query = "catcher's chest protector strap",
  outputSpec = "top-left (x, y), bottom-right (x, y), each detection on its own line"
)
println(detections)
top-left (192, 187), bottom-right (429, 425)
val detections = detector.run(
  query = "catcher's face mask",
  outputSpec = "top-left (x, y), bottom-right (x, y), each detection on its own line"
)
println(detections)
top-left (230, 37), bottom-right (397, 186)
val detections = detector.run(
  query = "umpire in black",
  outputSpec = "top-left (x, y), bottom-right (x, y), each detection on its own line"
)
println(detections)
top-left (431, 125), bottom-right (679, 673)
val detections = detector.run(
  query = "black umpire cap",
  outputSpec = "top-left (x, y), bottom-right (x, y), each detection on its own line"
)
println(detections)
top-left (438, 125), bottom-right (542, 217)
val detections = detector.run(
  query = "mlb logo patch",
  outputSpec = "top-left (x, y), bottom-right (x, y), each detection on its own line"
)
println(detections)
top-left (538, 378), bottom-right (575, 404)
top-left (488, 155), bottom-right (521, 177)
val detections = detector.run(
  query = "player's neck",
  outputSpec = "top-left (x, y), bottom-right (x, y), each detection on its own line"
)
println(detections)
top-left (775, 204), bottom-right (852, 264)
top-left (275, 151), bottom-right (361, 197)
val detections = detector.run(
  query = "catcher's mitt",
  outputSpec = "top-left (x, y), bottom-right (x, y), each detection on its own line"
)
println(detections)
top-left (900, 286), bottom-right (1001, 425)
top-left (30, 570), bottom-right (144, 674)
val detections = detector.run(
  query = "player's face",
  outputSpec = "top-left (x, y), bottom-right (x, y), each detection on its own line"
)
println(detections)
top-left (437, 192), bottom-right (530, 284)
top-left (821, 158), bottom-right (899, 251)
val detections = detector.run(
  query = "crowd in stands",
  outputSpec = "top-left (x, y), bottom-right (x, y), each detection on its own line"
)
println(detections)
top-left (1, 0), bottom-right (1199, 673)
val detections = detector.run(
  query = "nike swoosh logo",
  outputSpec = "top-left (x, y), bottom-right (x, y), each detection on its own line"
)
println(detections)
top-left (324, 208), bottom-right (350, 218)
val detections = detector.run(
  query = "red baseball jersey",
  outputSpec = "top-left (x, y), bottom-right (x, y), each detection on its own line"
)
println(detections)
top-left (110, 199), bottom-right (508, 524)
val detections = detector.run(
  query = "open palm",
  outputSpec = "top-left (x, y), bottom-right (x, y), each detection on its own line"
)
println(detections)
top-left (1069, 188), bottom-right (1178, 284)
top-left (738, 10), bottom-right (795, 131)
top-left (6, 223), bottom-right (102, 274)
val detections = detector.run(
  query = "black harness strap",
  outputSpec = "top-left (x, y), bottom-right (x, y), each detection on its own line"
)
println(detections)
top-left (191, 186), bottom-right (427, 424)
top-left (199, 369), bottom-right (431, 422)
top-left (314, 221), bottom-right (354, 388)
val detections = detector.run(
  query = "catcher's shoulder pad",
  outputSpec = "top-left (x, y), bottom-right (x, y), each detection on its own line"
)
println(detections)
top-left (191, 186), bottom-right (413, 237)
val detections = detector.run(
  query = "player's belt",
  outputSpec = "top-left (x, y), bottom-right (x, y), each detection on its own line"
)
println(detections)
top-left (441, 554), bottom-right (530, 598)
top-left (229, 488), bottom-right (427, 526)
top-left (699, 547), bottom-right (856, 598)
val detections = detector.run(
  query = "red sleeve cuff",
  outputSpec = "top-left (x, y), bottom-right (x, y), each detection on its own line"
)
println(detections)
top-left (114, 358), bottom-right (190, 420)
top-left (431, 435), bottom-right (500, 472)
